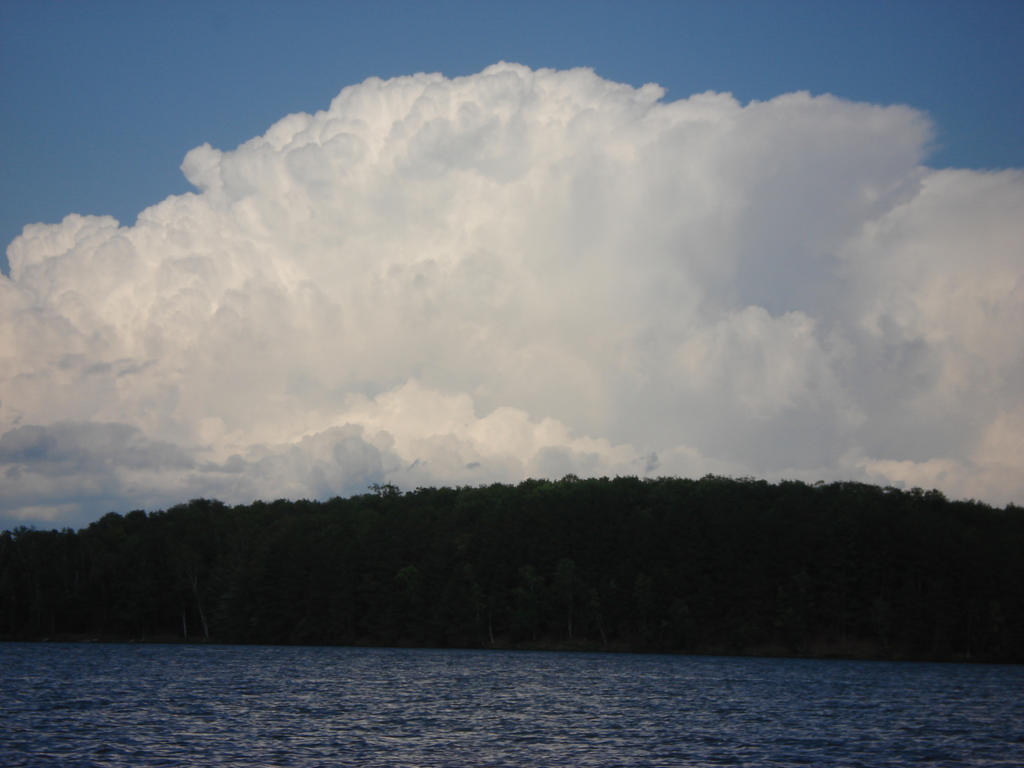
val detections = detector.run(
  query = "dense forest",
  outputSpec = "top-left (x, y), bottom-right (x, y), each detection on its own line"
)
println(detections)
top-left (2, 476), bottom-right (1022, 662)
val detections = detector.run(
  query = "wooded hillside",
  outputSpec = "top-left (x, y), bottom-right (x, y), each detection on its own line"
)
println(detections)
top-left (2, 476), bottom-right (1022, 662)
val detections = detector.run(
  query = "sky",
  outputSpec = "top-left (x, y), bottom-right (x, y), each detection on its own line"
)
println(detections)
top-left (1, 1), bottom-right (1023, 530)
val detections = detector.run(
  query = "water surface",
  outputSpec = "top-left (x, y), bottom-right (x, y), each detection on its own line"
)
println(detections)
top-left (2, 643), bottom-right (1021, 766)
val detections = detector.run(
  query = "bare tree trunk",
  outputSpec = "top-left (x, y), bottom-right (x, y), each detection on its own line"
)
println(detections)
top-left (190, 575), bottom-right (210, 640)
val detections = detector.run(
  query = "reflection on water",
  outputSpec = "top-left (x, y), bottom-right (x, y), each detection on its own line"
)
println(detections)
top-left (2, 643), bottom-right (1022, 767)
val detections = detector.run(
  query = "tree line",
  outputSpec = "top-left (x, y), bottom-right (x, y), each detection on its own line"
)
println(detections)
top-left (1, 475), bottom-right (1022, 662)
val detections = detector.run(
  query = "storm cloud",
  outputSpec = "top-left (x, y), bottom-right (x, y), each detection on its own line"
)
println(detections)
top-left (2, 64), bottom-right (1022, 529)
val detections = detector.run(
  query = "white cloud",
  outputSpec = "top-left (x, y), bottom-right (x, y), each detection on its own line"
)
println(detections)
top-left (2, 63), bottom-right (1022, 528)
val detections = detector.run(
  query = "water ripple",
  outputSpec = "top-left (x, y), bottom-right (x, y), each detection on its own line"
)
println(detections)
top-left (1, 644), bottom-right (1023, 766)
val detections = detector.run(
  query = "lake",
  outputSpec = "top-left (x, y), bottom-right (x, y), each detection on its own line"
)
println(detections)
top-left (1, 643), bottom-right (1022, 766)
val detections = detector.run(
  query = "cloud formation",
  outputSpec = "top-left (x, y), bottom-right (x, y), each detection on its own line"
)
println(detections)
top-left (2, 63), bottom-right (1022, 528)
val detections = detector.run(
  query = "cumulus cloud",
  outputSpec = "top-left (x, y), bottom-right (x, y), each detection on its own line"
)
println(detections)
top-left (2, 63), bottom-right (1022, 529)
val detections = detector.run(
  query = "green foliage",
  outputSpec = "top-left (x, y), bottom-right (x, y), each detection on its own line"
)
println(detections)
top-left (1, 478), bottom-right (1022, 662)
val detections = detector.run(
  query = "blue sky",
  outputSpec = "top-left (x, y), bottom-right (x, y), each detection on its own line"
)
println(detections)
top-left (2, 1), bottom-right (1024, 529)
top-left (2, 0), bottom-right (1022, 274)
